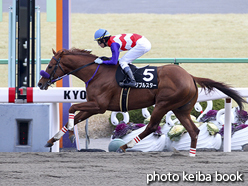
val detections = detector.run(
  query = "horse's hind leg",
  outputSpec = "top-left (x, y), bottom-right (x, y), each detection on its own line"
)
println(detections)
top-left (173, 110), bottom-right (200, 157)
top-left (117, 104), bottom-right (168, 152)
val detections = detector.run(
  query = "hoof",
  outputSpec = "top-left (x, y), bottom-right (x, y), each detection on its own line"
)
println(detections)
top-left (116, 147), bottom-right (126, 153)
top-left (45, 142), bottom-right (53, 147)
top-left (189, 153), bottom-right (196, 157)
top-left (69, 135), bottom-right (75, 143)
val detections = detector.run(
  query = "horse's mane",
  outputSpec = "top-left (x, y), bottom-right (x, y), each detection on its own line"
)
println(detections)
top-left (58, 48), bottom-right (98, 58)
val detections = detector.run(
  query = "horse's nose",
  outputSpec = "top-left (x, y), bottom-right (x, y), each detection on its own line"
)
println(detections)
top-left (38, 82), bottom-right (43, 89)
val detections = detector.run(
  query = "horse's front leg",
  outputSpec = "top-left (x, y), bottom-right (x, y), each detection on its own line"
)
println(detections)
top-left (45, 101), bottom-right (102, 147)
top-left (67, 110), bottom-right (97, 143)
top-left (66, 101), bottom-right (103, 140)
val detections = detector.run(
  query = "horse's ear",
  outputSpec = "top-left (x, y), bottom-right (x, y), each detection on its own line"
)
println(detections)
top-left (59, 50), bottom-right (64, 57)
top-left (52, 49), bottom-right (56, 55)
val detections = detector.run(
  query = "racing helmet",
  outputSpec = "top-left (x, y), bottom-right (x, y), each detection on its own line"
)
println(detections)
top-left (94, 29), bottom-right (110, 41)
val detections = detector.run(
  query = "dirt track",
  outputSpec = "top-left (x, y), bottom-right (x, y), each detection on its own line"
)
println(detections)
top-left (0, 151), bottom-right (247, 186)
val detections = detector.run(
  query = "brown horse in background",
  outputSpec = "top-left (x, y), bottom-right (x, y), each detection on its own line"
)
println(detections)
top-left (38, 48), bottom-right (246, 156)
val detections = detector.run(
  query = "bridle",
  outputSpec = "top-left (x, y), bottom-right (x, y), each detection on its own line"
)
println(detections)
top-left (41, 55), bottom-right (96, 87)
top-left (49, 56), bottom-right (66, 82)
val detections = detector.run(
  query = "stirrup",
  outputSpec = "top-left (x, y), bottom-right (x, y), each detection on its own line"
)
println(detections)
top-left (119, 81), bottom-right (136, 88)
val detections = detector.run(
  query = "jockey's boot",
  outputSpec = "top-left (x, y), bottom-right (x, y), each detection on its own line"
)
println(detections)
top-left (120, 66), bottom-right (136, 88)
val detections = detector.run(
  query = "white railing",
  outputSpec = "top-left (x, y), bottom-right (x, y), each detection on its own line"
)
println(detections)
top-left (1, 87), bottom-right (248, 152)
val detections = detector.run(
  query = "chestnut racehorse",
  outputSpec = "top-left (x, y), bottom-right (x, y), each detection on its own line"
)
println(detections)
top-left (38, 48), bottom-right (246, 156)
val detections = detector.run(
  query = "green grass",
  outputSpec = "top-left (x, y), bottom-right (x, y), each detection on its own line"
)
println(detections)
top-left (0, 13), bottom-right (248, 87)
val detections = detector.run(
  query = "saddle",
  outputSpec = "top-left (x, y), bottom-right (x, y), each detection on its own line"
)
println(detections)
top-left (115, 64), bottom-right (158, 89)
top-left (98, 56), bottom-right (158, 112)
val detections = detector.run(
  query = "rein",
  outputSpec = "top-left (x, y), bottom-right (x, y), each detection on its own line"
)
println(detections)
top-left (52, 61), bottom-right (96, 83)
top-left (40, 56), bottom-right (97, 87)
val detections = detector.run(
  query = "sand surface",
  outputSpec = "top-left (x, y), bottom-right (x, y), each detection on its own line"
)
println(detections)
top-left (0, 151), bottom-right (247, 186)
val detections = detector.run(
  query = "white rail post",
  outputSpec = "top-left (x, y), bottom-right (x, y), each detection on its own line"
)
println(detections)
top-left (223, 98), bottom-right (232, 152)
top-left (50, 103), bottom-right (60, 152)
top-left (35, 6), bottom-right (41, 85)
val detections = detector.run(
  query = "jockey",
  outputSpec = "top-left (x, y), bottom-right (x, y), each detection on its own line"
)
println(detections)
top-left (94, 28), bottom-right (151, 88)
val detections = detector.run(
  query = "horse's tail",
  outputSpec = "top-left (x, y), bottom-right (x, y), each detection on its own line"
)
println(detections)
top-left (192, 76), bottom-right (247, 111)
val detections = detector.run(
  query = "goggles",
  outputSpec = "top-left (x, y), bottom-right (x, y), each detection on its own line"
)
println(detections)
top-left (97, 39), bottom-right (104, 45)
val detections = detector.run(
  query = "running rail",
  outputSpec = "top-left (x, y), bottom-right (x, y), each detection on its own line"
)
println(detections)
top-left (1, 87), bottom-right (248, 152)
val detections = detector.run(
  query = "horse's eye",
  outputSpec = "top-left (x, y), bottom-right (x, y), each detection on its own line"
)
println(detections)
top-left (48, 65), bottom-right (52, 69)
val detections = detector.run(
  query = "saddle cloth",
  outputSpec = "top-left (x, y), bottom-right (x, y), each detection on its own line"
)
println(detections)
top-left (115, 64), bottom-right (158, 89)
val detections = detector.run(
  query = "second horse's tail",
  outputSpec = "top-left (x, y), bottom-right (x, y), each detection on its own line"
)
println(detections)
top-left (192, 76), bottom-right (247, 111)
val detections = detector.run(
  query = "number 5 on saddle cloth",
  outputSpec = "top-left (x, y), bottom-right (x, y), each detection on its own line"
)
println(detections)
top-left (115, 64), bottom-right (158, 112)
top-left (116, 64), bottom-right (158, 89)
